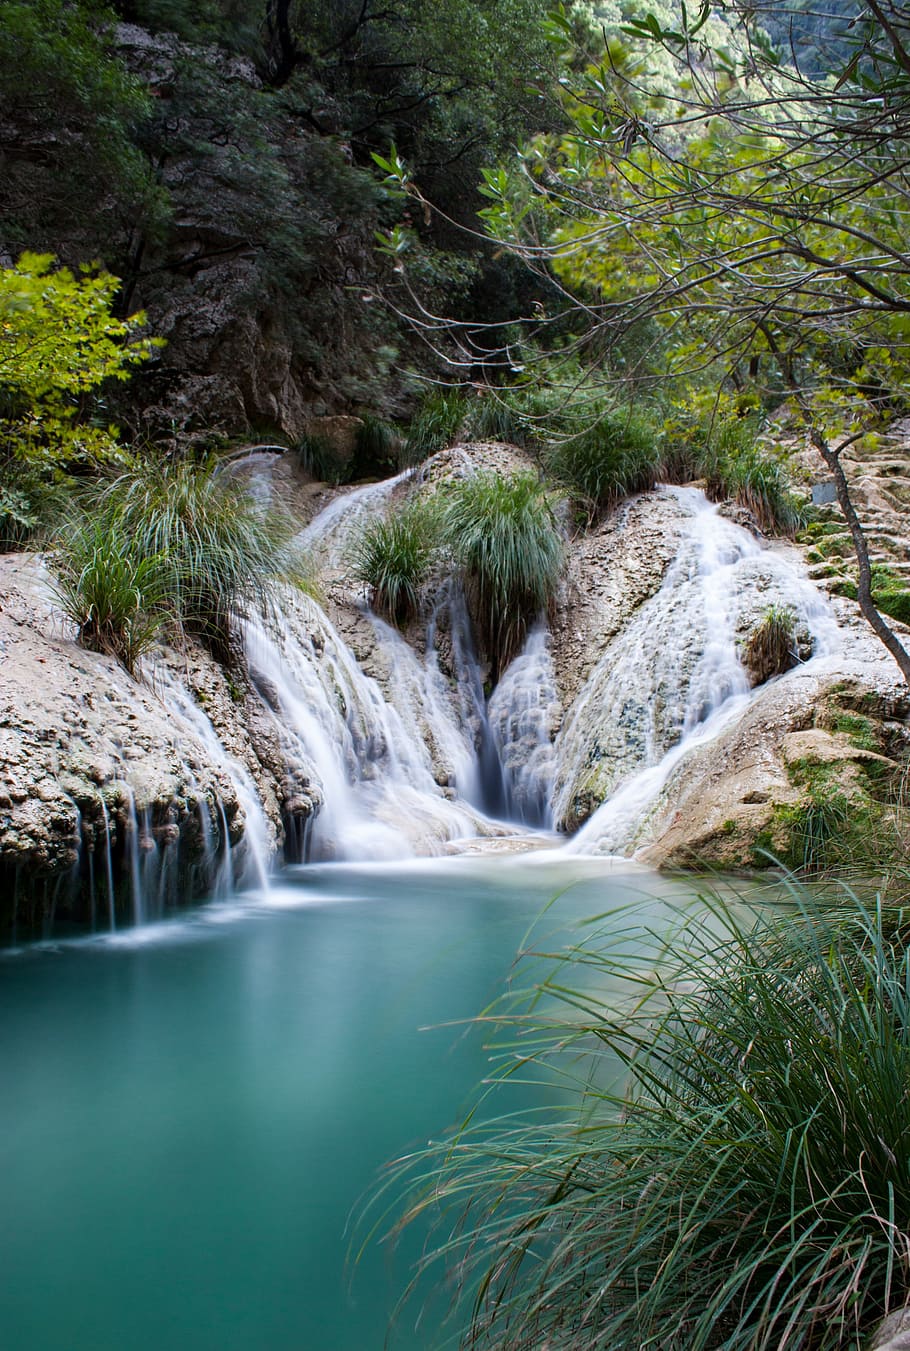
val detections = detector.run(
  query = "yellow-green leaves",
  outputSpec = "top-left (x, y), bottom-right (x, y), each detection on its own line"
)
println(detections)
top-left (0, 253), bottom-right (161, 468)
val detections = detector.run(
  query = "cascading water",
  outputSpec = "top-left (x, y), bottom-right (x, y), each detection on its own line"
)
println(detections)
top-left (244, 593), bottom-right (500, 861)
top-left (151, 663), bottom-right (273, 891)
top-left (560, 487), bottom-right (842, 856)
top-left (45, 473), bottom-right (850, 925)
top-left (487, 626), bottom-right (560, 828)
top-left (299, 471), bottom-right (410, 568)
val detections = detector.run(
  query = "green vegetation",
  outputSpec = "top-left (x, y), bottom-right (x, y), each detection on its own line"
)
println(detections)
top-left (350, 498), bottom-right (440, 625)
top-left (51, 516), bottom-right (168, 674)
top-left (52, 456), bottom-right (300, 669)
top-left (543, 406), bottom-right (663, 520)
top-left (0, 253), bottom-right (157, 468)
top-left (695, 419), bottom-right (805, 536)
top-left (740, 605), bottom-right (800, 686)
top-left (0, 0), bottom-right (161, 254)
top-left (443, 471), bottom-right (563, 677)
top-left (870, 566), bottom-right (910, 627)
top-left (354, 416), bottom-right (399, 478)
top-left (401, 392), bottom-right (467, 468)
top-left (385, 896), bottom-right (910, 1350)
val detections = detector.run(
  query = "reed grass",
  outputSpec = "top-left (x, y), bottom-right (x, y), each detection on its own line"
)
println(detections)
top-left (741, 604), bottom-right (800, 684)
top-left (697, 419), bottom-right (804, 536)
top-left (544, 407), bottom-right (663, 519)
top-left (52, 516), bottom-right (169, 673)
top-left (350, 498), bottom-right (440, 624)
top-left (53, 456), bottom-right (301, 668)
top-left (378, 893), bottom-right (910, 1350)
top-left (402, 392), bottom-right (467, 467)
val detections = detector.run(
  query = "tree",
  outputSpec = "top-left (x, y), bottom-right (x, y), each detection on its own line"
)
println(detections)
top-left (390, 0), bottom-right (910, 679)
top-left (0, 252), bottom-right (158, 469)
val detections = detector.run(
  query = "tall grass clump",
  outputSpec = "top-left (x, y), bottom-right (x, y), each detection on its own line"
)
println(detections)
top-left (297, 431), bottom-right (349, 485)
top-left (354, 414), bottom-right (399, 476)
top-left (401, 391), bottom-right (467, 467)
top-left (52, 516), bottom-right (168, 673)
top-left (696, 416), bottom-right (805, 535)
top-left (544, 406), bottom-right (663, 520)
top-left (444, 471), bottom-right (563, 678)
top-left (61, 456), bottom-right (299, 665)
top-left (103, 457), bottom-right (297, 654)
top-left (463, 394), bottom-right (529, 446)
top-left (382, 896), bottom-right (910, 1351)
top-left (741, 603), bottom-right (801, 685)
top-left (351, 498), bottom-right (440, 625)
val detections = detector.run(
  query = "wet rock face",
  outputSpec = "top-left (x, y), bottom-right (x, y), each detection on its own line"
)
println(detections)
top-left (0, 555), bottom-right (290, 933)
top-left (547, 478), bottom-right (910, 864)
top-left (871, 1308), bottom-right (910, 1351)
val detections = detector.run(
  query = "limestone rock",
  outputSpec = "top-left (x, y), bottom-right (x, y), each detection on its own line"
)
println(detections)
top-left (870, 1308), bottom-right (910, 1351)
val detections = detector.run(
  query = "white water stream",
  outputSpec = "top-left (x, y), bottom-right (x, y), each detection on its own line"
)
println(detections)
top-left (561, 488), bottom-right (842, 855)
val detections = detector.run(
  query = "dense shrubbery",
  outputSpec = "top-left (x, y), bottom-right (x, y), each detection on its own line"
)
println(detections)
top-left (384, 895), bottom-right (910, 1350)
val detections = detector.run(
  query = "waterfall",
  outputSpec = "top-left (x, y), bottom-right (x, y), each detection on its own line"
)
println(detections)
top-left (299, 471), bottom-right (410, 570)
top-left (40, 469), bottom-right (853, 930)
top-left (488, 626), bottom-right (559, 828)
top-left (244, 592), bottom-right (502, 861)
top-left (561, 487), bottom-right (842, 856)
top-left (151, 663), bottom-right (272, 891)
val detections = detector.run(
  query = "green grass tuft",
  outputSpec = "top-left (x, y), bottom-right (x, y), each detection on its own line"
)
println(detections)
top-left (381, 896), bottom-right (910, 1350)
top-left (54, 456), bottom-right (302, 669)
top-left (741, 604), bottom-right (801, 685)
top-left (543, 406), bottom-right (662, 519)
top-left (696, 418), bottom-right (804, 535)
top-left (443, 470), bottom-right (563, 678)
top-left (401, 391), bottom-right (467, 467)
top-left (51, 516), bottom-right (169, 674)
top-left (350, 498), bottom-right (440, 625)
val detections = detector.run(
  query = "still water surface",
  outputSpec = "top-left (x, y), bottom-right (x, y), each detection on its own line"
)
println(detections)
top-left (0, 857), bottom-right (712, 1351)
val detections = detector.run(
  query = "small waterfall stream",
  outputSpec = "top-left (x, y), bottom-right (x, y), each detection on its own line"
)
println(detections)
top-left (561, 487), bottom-right (842, 856)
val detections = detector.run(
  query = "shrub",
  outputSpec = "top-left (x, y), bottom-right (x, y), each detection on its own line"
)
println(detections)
top-left (740, 604), bottom-right (800, 685)
top-left (444, 471), bottom-right (563, 678)
top-left (51, 516), bottom-right (168, 674)
top-left (89, 455), bottom-right (299, 659)
top-left (401, 391), bottom-right (467, 467)
top-left (0, 465), bottom-right (68, 551)
top-left (385, 897), bottom-right (910, 1351)
top-left (543, 406), bottom-right (663, 519)
top-left (350, 498), bottom-right (440, 625)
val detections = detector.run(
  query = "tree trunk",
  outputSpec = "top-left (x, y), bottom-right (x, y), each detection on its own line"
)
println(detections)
top-left (810, 426), bottom-right (910, 685)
